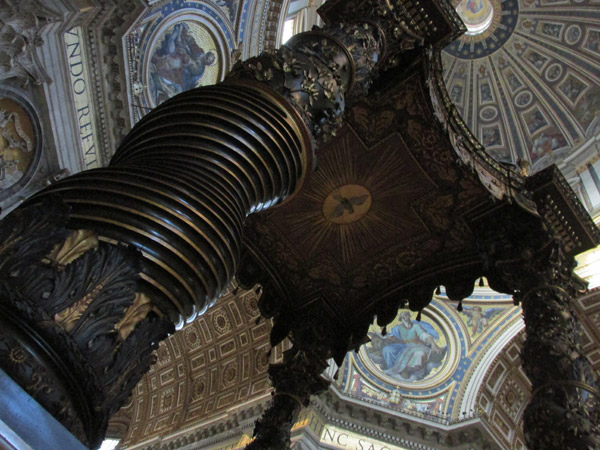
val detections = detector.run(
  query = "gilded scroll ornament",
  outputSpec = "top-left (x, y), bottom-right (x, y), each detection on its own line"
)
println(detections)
top-left (115, 292), bottom-right (152, 341)
top-left (45, 229), bottom-right (99, 267)
top-left (0, 198), bottom-right (173, 447)
top-left (54, 284), bottom-right (101, 332)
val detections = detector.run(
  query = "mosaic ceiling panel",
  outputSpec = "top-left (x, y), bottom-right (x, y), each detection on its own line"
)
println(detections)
top-left (125, 0), bottom-right (243, 122)
top-left (0, 90), bottom-right (41, 201)
top-left (148, 21), bottom-right (221, 106)
top-left (442, 0), bottom-right (600, 173)
top-left (335, 291), bottom-right (522, 424)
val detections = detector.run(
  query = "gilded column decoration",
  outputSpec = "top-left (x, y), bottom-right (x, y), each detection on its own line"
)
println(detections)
top-left (228, 0), bottom-right (441, 144)
top-left (227, 22), bottom-right (381, 142)
top-left (505, 244), bottom-right (600, 449)
top-left (0, 1), bottom-right (415, 443)
top-left (238, 250), bottom-right (359, 450)
top-left (246, 301), bottom-right (333, 449)
top-left (0, 198), bottom-right (172, 447)
top-left (246, 349), bottom-right (330, 449)
top-left (519, 258), bottom-right (600, 449)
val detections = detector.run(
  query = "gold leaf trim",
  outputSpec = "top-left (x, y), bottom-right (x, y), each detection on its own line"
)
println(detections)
top-left (46, 229), bottom-right (99, 267)
top-left (115, 292), bottom-right (152, 341)
top-left (54, 283), bottom-right (104, 332)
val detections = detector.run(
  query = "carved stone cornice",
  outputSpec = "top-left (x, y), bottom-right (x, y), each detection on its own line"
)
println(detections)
top-left (310, 390), bottom-right (500, 449)
top-left (84, 0), bottom-right (147, 162)
top-left (241, 0), bottom-right (286, 60)
top-left (119, 386), bottom-right (500, 450)
top-left (148, 399), bottom-right (271, 450)
top-left (262, 0), bottom-right (285, 53)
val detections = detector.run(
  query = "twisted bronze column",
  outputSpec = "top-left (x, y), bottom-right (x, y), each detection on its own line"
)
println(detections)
top-left (30, 84), bottom-right (313, 324)
top-left (28, 19), bottom-right (383, 324)
top-left (0, 11), bottom-right (391, 446)
top-left (475, 201), bottom-right (600, 449)
top-left (517, 250), bottom-right (600, 449)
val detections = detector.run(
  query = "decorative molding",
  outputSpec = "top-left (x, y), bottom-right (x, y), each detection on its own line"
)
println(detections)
top-left (459, 318), bottom-right (525, 415)
top-left (0, 0), bottom-right (58, 86)
top-left (85, 0), bottom-right (147, 162)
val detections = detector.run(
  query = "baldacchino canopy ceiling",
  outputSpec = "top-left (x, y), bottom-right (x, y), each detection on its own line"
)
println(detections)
top-left (442, 0), bottom-right (600, 173)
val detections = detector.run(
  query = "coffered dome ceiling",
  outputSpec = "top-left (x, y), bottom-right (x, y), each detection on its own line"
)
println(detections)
top-left (442, 0), bottom-right (600, 173)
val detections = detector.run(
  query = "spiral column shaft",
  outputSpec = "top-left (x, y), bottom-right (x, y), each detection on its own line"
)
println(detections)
top-left (27, 18), bottom-right (383, 324)
top-left (0, 5), bottom-right (436, 445)
top-left (31, 83), bottom-right (312, 323)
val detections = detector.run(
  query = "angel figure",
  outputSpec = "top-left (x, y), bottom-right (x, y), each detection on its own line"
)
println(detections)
top-left (460, 305), bottom-right (503, 335)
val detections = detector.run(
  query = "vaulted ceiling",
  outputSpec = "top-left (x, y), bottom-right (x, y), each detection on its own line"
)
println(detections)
top-left (105, 2), bottom-right (600, 449)
top-left (6, 0), bottom-right (595, 448)
top-left (109, 282), bottom-right (286, 447)
top-left (442, 0), bottom-right (600, 172)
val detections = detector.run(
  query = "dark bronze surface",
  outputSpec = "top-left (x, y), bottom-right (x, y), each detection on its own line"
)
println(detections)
top-left (1, 1), bottom-right (599, 448)
top-left (29, 83), bottom-right (313, 323)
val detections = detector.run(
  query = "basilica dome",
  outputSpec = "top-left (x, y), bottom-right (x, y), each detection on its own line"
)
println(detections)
top-left (442, 0), bottom-right (600, 173)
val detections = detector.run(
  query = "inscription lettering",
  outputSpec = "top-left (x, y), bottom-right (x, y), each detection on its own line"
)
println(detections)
top-left (64, 27), bottom-right (99, 168)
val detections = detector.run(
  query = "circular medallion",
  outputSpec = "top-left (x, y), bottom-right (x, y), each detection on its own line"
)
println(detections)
top-left (184, 325), bottom-right (201, 349)
top-left (565, 25), bottom-right (582, 45)
top-left (192, 376), bottom-right (206, 400)
top-left (360, 307), bottom-right (460, 390)
top-left (147, 20), bottom-right (221, 106)
top-left (545, 63), bottom-right (562, 82)
top-left (0, 92), bottom-right (41, 200)
top-left (222, 362), bottom-right (237, 387)
top-left (212, 310), bottom-right (231, 334)
top-left (515, 91), bottom-right (533, 108)
top-left (480, 105), bottom-right (498, 121)
top-left (322, 185), bottom-right (372, 224)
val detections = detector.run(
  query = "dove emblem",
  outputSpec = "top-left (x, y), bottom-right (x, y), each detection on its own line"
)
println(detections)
top-left (323, 185), bottom-right (372, 224)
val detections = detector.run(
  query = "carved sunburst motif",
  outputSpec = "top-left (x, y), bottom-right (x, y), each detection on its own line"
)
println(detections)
top-left (270, 126), bottom-right (436, 268)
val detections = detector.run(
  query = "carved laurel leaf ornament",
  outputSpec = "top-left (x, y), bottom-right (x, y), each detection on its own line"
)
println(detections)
top-left (46, 229), bottom-right (99, 267)
top-left (115, 292), bottom-right (152, 341)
